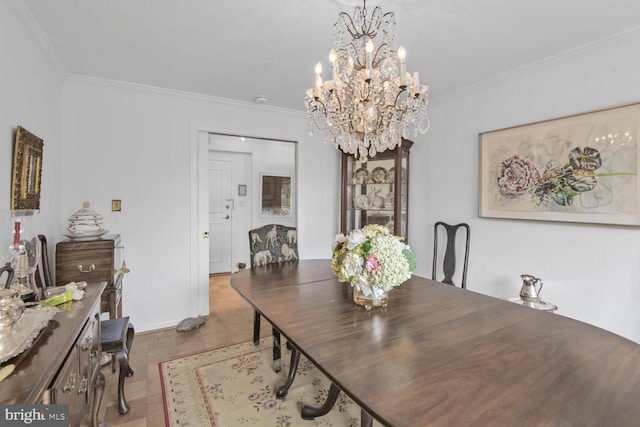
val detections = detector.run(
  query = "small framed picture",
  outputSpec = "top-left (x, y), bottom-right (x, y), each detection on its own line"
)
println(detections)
top-left (238, 184), bottom-right (247, 196)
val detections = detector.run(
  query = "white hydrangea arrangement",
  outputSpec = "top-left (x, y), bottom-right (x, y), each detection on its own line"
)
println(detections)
top-left (331, 225), bottom-right (417, 297)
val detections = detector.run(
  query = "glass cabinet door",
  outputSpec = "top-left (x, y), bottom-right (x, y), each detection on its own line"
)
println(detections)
top-left (341, 139), bottom-right (412, 240)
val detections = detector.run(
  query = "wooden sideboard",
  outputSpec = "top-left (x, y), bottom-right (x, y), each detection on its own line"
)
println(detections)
top-left (56, 234), bottom-right (123, 319)
top-left (0, 282), bottom-right (106, 426)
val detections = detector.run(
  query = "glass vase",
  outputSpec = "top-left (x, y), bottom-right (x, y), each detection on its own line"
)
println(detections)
top-left (0, 210), bottom-right (40, 301)
top-left (352, 284), bottom-right (388, 311)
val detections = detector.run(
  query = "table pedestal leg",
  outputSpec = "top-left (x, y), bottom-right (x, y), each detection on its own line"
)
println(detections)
top-left (272, 328), bottom-right (281, 372)
top-left (361, 409), bottom-right (373, 427)
top-left (301, 383), bottom-right (340, 420)
top-left (276, 347), bottom-right (300, 398)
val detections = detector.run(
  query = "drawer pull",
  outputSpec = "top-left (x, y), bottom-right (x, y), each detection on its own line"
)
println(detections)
top-left (63, 372), bottom-right (76, 393)
top-left (77, 264), bottom-right (95, 273)
top-left (77, 376), bottom-right (88, 394)
top-left (81, 336), bottom-right (93, 351)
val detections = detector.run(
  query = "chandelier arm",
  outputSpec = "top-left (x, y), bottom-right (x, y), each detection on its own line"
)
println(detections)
top-left (347, 42), bottom-right (366, 69)
top-left (361, 5), bottom-right (393, 41)
top-left (366, 9), bottom-right (395, 41)
top-left (313, 97), bottom-right (327, 114)
top-left (371, 43), bottom-right (389, 68)
top-left (393, 87), bottom-right (407, 106)
top-left (332, 89), bottom-right (343, 112)
top-left (339, 11), bottom-right (360, 40)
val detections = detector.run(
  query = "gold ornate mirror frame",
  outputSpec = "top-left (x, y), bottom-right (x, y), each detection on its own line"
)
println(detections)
top-left (11, 126), bottom-right (43, 210)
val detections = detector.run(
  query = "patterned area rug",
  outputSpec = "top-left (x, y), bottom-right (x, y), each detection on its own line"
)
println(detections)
top-left (160, 339), bottom-right (383, 426)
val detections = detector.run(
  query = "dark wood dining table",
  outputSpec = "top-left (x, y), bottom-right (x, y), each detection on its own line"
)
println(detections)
top-left (230, 259), bottom-right (640, 426)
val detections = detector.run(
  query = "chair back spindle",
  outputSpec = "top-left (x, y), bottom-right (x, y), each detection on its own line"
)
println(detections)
top-left (432, 222), bottom-right (470, 289)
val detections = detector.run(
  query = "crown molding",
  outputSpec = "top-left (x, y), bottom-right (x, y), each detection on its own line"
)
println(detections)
top-left (4, 0), bottom-right (68, 80)
top-left (65, 74), bottom-right (307, 118)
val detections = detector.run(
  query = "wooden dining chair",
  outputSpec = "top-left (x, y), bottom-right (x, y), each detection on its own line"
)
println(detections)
top-left (35, 234), bottom-right (53, 290)
top-left (432, 222), bottom-right (470, 289)
top-left (1, 263), bottom-right (14, 289)
top-left (248, 224), bottom-right (298, 372)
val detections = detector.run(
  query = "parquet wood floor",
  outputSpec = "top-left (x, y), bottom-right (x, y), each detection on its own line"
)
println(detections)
top-left (97, 273), bottom-right (268, 426)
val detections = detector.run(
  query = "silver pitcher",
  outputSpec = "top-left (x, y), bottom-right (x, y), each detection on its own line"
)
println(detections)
top-left (519, 274), bottom-right (543, 302)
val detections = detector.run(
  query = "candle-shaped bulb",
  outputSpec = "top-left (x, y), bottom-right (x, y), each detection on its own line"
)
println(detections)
top-left (398, 46), bottom-right (406, 84)
top-left (412, 71), bottom-right (420, 95)
top-left (365, 39), bottom-right (374, 53)
top-left (365, 39), bottom-right (374, 71)
top-left (315, 62), bottom-right (323, 75)
top-left (397, 46), bottom-right (406, 60)
top-left (329, 50), bottom-right (338, 83)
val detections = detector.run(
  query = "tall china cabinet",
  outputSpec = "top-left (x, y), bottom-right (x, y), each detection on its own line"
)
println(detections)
top-left (341, 139), bottom-right (412, 240)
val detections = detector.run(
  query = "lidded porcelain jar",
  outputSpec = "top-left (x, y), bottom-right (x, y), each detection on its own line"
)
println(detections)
top-left (67, 202), bottom-right (104, 235)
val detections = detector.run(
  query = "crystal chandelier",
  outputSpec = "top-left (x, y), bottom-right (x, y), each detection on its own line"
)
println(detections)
top-left (306, 0), bottom-right (430, 163)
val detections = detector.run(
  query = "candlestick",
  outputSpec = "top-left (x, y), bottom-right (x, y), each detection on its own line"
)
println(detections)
top-left (13, 221), bottom-right (20, 251)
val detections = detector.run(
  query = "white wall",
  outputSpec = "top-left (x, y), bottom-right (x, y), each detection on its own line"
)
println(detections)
top-left (6, 0), bottom-right (640, 342)
top-left (410, 30), bottom-right (640, 343)
top-left (0, 0), bottom-right (64, 264)
top-left (61, 77), bottom-right (340, 331)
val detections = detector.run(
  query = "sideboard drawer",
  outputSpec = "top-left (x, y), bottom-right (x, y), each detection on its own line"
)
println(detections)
top-left (51, 343), bottom-right (82, 408)
top-left (56, 248), bottom-right (113, 284)
top-left (56, 235), bottom-right (124, 319)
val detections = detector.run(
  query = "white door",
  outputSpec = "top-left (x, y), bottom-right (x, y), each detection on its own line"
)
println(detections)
top-left (209, 159), bottom-right (233, 273)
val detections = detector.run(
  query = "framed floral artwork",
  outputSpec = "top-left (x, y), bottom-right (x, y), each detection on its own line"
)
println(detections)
top-left (479, 102), bottom-right (640, 226)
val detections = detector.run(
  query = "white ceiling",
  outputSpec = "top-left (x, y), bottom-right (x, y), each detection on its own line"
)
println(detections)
top-left (18, 0), bottom-right (640, 111)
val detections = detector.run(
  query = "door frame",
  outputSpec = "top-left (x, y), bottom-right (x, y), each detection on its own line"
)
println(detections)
top-left (190, 129), bottom-right (210, 316)
top-left (190, 125), bottom-right (298, 317)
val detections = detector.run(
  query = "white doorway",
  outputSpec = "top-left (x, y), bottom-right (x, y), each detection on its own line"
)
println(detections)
top-left (208, 147), bottom-right (252, 274)
top-left (208, 159), bottom-right (233, 273)
top-left (192, 131), bottom-right (297, 315)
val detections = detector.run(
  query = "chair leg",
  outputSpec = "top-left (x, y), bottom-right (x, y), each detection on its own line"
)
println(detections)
top-left (125, 324), bottom-right (135, 377)
top-left (253, 311), bottom-right (260, 345)
top-left (115, 349), bottom-right (130, 415)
